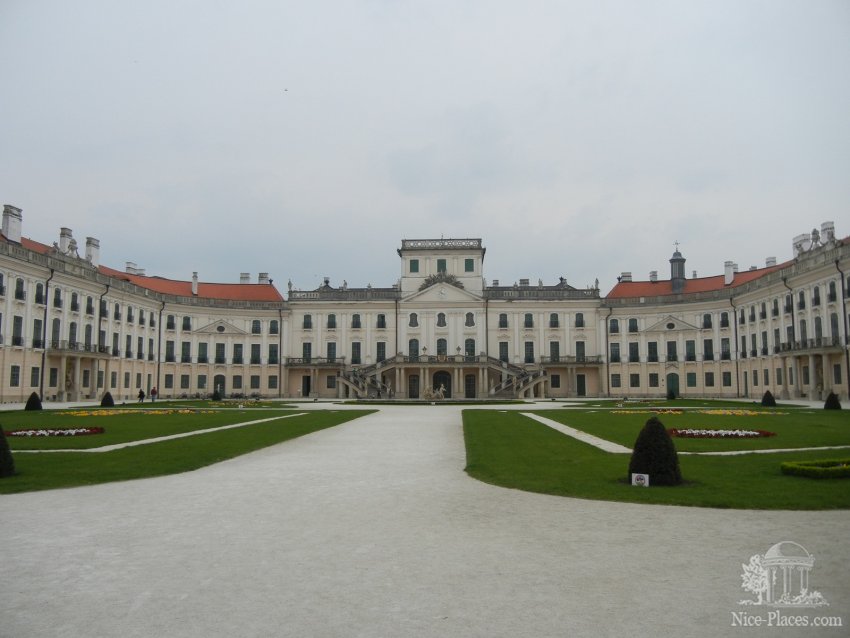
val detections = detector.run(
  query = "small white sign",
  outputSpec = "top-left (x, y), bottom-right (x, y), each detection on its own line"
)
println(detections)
top-left (631, 473), bottom-right (650, 487)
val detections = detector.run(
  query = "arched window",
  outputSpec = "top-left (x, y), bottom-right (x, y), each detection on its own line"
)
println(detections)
top-left (524, 313), bottom-right (534, 328)
top-left (814, 317), bottom-right (823, 340)
top-left (465, 312), bottom-right (475, 327)
top-left (702, 313), bottom-right (712, 329)
top-left (628, 318), bottom-right (638, 332)
top-left (798, 291), bottom-right (806, 310)
top-left (720, 311), bottom-right (729, 327)
top-left (167, 314), bottom-right (176, 329)
top-left (182, 315), bottom-right (191, 330)
top-left (53, 287), bottom-right (62, 308)
top-left (35, 283), bottom-right (44, 304)
top-left (302, 314), bottom-right (312, 329)
top-left (138, 309), bottom-right (144, 325)
top-left (437, 338), bottom-right (447, 356)
top-left (327, 314), bottom-right (336, 329)
top-left (51, 318), bottom-right (61, 345)
top-left (609, 318), bottom-right (619, 333)
top-left (828, 281), bottom-right (837, 302)
top-left (465, 338), bottom-right (476, 357)
top-left (575, 312), bottom-right (584, 328)
top-left (251, 320), bottom-right (261, 334)
top-left (15, 278), bottom-right (25, 300)
top-left (437, 313), bottom-right (447, 327)
top-left (549, 313), bottom-right (559, 328)
top-left (115, 303), bottom-right (122, 320)
top-left (84, 324), bottom-right (93, 348)
top-left (498, 313), bottom-right (508, 329)
top-left (69, 322), bottom-right (77, 346)
top-left (350, 314), bottom-right (361, 329)
top-left (408, 338), bottom-right (419, 358)
top-left (270, 319), bottom-right (279, 334)
top-left (813, 286), bottom-right (821, 306)
top-left (70, 292), bottom-right (79, 311)
top-left (409, 313), bottom-right (418, 327)
top-left (830, 313), bottom-right (839, 339)
top-left (800, 319), bottom-right (808, 342)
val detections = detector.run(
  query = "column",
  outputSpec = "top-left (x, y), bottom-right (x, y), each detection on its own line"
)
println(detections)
top-left (73, 357), bottom-right (81, 401)
top-left (59, 355), bottom-right (68, 401)
top-left (822, 354), bottom-right (831, 397)
top-left (808, 354), bottom-right (817, 398)
top-left (780, 356), bottom-right (789, 400)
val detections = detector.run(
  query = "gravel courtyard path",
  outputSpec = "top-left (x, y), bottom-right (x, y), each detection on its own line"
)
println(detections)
top-left (2, 404), bottom-right (848, 638)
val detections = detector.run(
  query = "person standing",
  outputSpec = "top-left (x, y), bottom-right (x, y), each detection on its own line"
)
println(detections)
top-left (150, 387), bottom-right (157, 402)
top-left (138, 389), bottom-right (145, 403)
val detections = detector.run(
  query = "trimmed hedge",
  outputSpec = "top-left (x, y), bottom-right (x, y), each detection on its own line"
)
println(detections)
top-left (781, 458), bottom-right (850, 479)
top-left (628, 416), bottom-right (683, 486)
top-left (0, 427), bottom-right (15, 478)
top-left (761, 390), bottom-right (776, 407)
top-left (101, 391), bottom-right (115, 408)
top-left (25, 391), bottom-right (43, 411)
top-left (824, 392), bottom-right (842, 410)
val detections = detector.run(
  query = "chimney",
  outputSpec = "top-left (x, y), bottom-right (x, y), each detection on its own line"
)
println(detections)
top-left (733, 263), bottom-right (739, 273)
top-left (649, 270), bottom-right (658, 282)
top-left (692, 270), bottom-right (698, 279)
top-left (126, 262), bottom-right (137, 274)
top-left (620, 272), bottom-right (632, 282)
top-left (2, 205), bottom-right (22, 243)
top-left (821, 221), bottom-right (835, 244)
top-left (59, 227), bottom-right (73, 253)
top-left (724, 261), bottom-right (734, 285)
top-left (192, 272), bottom-right (198, 296)
top-left (492, 279), bottom-right (499, 286)
top-left (519, 278), bottom-right (530, 286)
top-left (792, 233), bottom-right (809, 257)
top-left (765, 256), bottom-right (776, 268)
top-left (258, 272), bottom-right (269, 284)
top-left (240, 273), bottom-right (250, 284)
top-left (85, 237), bottom-right (100, 267)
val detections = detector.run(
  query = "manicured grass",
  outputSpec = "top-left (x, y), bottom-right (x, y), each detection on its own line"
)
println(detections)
top-left (1, 410), bottom-right (371, 494)
top-left (463, 409), bottom-right (850, 509)
top-left (538, 408), bottom-right (850, 452)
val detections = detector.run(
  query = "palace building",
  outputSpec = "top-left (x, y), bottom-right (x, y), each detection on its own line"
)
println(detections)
top-left (1, 204), bottom-right (847, 402)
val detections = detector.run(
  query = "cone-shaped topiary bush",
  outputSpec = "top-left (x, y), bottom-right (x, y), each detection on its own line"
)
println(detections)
top-left (761, 390), bottom-right (776, 407)
top-left (25, 391), bottom-right (43, 411)
top-left (0, 427), bottom-right (15, 478)
top-left (101, 391), bottom-right (115, 408)
top-left (824, 392), bottom-right (842, 410)
top-left (628, 416), bottom-right (682, 486)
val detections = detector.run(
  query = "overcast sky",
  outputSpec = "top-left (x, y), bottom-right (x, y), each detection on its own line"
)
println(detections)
top-left (1, 1), bottom-right (848, 295)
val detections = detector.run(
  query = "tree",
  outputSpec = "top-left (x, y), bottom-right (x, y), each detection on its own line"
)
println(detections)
top-left (824, 392), bottom-right (842, 410)
top-left (25, 391), bottom-right (43, 411)
top-left (100, 391), bottom-right (115, 408)
top-left (740, 554), bottom-right (768, 604)
top-left (761, 390), bottom-right (776, 407)
top-left (628, 416), bottom-right (683, 486)
top-left (0, 427), bottom-right (15, 478)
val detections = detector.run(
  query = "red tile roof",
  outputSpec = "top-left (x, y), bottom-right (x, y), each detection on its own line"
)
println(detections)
top-left (605, 262), bottom-right (789, 299)
top-left (6, 235), bottom-right (284, 302)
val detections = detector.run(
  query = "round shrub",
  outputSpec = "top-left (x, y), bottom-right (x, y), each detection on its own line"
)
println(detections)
top-left (100, 391), bottom-right (115, 408)
top-left (628, 416), bottom-right (683, 486)
top-left (761, 390), bottom-right (776, 407)
top-left (0, 427), bottom-right (15, 478)
top-left (25, 391), bottom-right (43, 411)
top-left (824, 392), bottom-right (842, 410)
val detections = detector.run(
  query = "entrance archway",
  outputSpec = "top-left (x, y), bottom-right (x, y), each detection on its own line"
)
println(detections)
top-left (666, 372), bottom-right (679, 398)
top-left (433, 370), bottom-right (452, 398)
top-left (213, 374), bottom-right (226, 397)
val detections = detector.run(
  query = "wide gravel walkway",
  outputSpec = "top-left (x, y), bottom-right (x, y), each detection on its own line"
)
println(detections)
top-left (2, 404), bottom-right (848, 638)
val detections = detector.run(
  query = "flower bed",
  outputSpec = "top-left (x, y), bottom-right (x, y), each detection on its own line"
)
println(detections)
top-left (668, 428), bottom-right (776, 438)
top-left (61, 409), bottom-right (218, 417)
top-left (4, 427), bottom-right (105, 437)
top-left (781, 458), bottom-right (850, 479)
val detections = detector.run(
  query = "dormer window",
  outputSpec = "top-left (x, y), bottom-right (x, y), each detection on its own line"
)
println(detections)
top-left (437, 259), bottom-right (447, 273)
top-left (464, 258), bottom-right (474, 272)
top-left (410, 259), bottom-right (419, 273)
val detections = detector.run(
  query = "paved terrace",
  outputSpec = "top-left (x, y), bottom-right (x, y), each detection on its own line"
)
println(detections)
top-left (1, 402), bottom-right (848, 638)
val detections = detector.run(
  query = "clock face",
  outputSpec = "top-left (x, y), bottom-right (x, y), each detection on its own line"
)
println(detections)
top-left (438, 287), bottom-right (447, 299)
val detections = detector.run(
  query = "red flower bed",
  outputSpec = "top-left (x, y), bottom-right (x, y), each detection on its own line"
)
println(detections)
top-left (4, 427), bottom-right (105, 437)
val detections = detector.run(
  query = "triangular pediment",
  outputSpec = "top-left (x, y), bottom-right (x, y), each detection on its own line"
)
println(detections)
top-left (645, 315), bottom-right (698, 332)
top-left (196, 320), bottom-right (248, 335)
top-left (403, 283), bottom-right (482, 303)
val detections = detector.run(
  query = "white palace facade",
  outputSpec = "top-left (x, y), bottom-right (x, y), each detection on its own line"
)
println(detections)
top-left (0, 204), bottom-right (848, 402)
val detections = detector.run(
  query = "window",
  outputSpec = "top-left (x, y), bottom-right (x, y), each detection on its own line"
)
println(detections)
top-left (630, 373), bottom-right (640, 388)
top-left (408, 338), bottom-right (419, 358)
top-left (705, 372), bottom-right (715, 387)
top-left (611, 373), bottom-right (621, 388)
top-left (376, 342), bottom-right (386, 362)
top-left (327, 314), bottom-right (336, 329)
top-left (233, 343), bottom-right (244, 364)
top-left (30, 366), bottom-right (39, 387)
top-left (53, 288), bottom-right (62, 308)
top-left (549, 313), bottom-right (559, 328)
top-left (549, 341), bottom-right (560, 362)
top-left (753, 370), bottom-right (759, 387)
top-left (409, 313), bottom-right (418, 327)
top-left (377, 314), bottom-right (387, 329)
top-left (167, 315), bottom-right (176, 330)
top-left (702, 313), bottom-right (712, 329)
top-left (251, 320), bottom-right (261, 334)
top-left (10, 365), bottom-right (20, 387)
top-left (86, 296), bottom-right (94, 315)
top-left (465, 312), bottom-right (474, 327)
top-left (215, 343), bottom-right (226, 364)
top-left (125, 334), bottom-right (132, 358)
top-left (465, 338), bottom-right (475, 357)
top-left (575, 341), bottom-right (585, 361)
top-left (666, 341), bottom-right (677, 361)
top-left (137, 336), bottom-right (144, 359)
top-left (464, 258), bottom-right (474, 272)
top-left (798, 291), bottom-right (806, 310)
top-left (703, 339), bottom-right (714, 361)
top-left (610, 343), bottom-right (620, 363)
top-left (138, 309), bottom-right (144, 325)
top-left (182, 316), bottom-right (191, 331)
top-left (302, 343), bottom-right (312, 362)
top-left (410, 259), bottom-right (419, 273)
top-left (14, 278), bottom-right (25, 301)
top-left (437, 313), bottom-right (447, 327)
top-left (628, 342), bottom-right (639, 363)
top-left (524, 313), bottom-right (534, 329)
top-left (350, 342), bottom-right (361, 364)
top-left (437, 259), bottom-right (447, 273)
top-left (498, 313), bottom-right (508, 329)
top-left (763, 368), bottom-right (770, 386)
top-left (32, 318), bottom-right (43, 349)
top-left (436, 339), bottom-right (447, 356)
top-left (181, 342), bottom-right (191, 363)
top-left (49, 368), bottom-right (58, 387)
top-left (326, 375), bottom-right (336, 389)
top-left (232, 375), bottom-right (242, 390)
top-left (198, 342), bottom-right (208, 363)
top-left (124, 372), bottom-right (130, 388)
top-left (270, 320), bottom-right (279, 334)
top-left (250, 375), bottom-right (261, 389)
top-left (722, 371), bottom-right (732, 387)
top-left (834, 364), bottom-right (842, 385)
top-left (127, 306), bottom-right (134, 322)
top-left (720, 312), bottom-right (729, 328)
top-left (499, 341), bottom-right (509, 362)
top-left (628, 318), bottom-right (638, 333)
top-left (111, 371), bottom-right (118, 389)
top-left (303, 314), bottom-right (312, 329)
top-left (524, 341), bottom-right (534, 363)
top-left (686, 372), bottom-right (697, 387)
top-left (609, 318), bottom-right (619, 334)
top-left (721, 338), bottom-right (731, 360)
top-left (269, 344), bottom-right (279, 364)
top-left (550, 374), bottom-right (561, 388)
top-left (164, 374), bottom-right (174, 389)
top-left (251, 343), bottom-right (262, 364)
top-left (813, 286), bottom-right (821, 306)
top-left (196, 375), bottom-right (206, 390)
top-left (828, 281), bottom-right (837, 302)
top-left (647, 341), bottom-right (658, 362)
top-left (165, 341), bottom-right (175, 362)
top-left (351, 314), bottom-right (361, 329)
top-left (685, 340), bottom-right (695, 362)
top-left (575, 313), bottom-right (584, 328)
top-left (35, 283), bottom-right (44, 304)
top-left (649, 373), bottom-right (659, 387)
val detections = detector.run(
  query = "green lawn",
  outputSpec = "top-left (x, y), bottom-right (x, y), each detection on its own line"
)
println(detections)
top-left (2, 409), bottom-right (371, 494)
top-left (463, 409), bottom-right (850, 510)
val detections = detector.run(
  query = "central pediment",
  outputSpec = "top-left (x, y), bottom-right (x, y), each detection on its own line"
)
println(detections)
top-left (402, 283), bottom-right (482, 304)
top-left (196, 320), bottom-right (248, 335)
